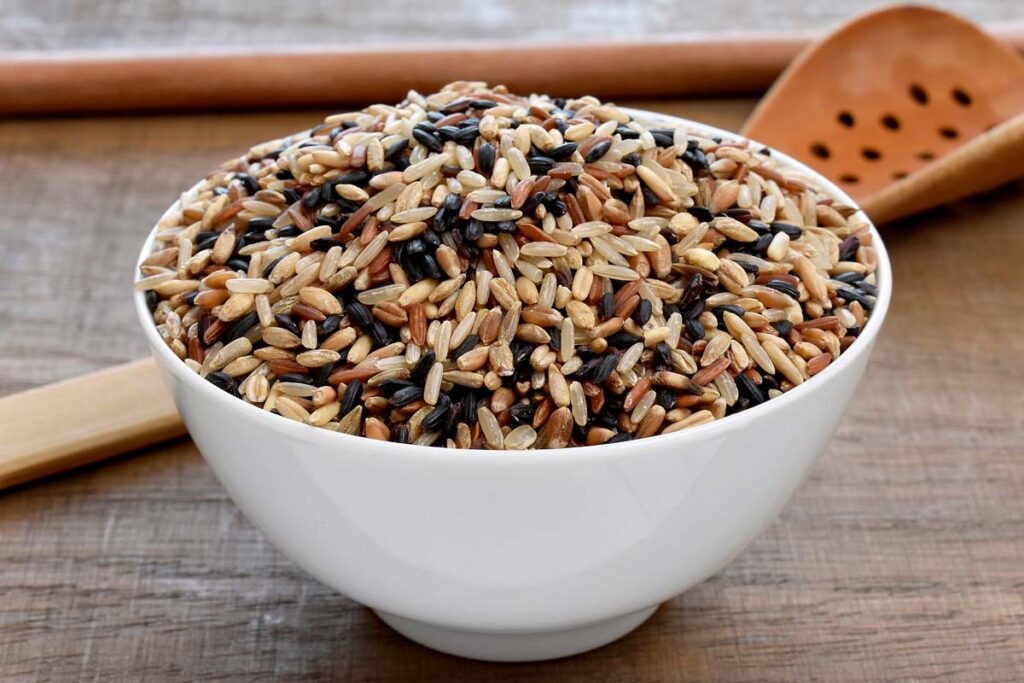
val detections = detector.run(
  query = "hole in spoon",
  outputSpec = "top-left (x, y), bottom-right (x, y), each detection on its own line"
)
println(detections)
top-left (909, 84), bottom-right (929, 104)
top-left (880, 114), bottom-right (901, 131)
top-left (838, 174), bottom-right (859, 185)
top-left (810, 143), bottom-right (831, 159)
top-left (917, 151), bottom-right (935, 161)
top-left (952, 87), bottom-right (972, 106)
top-left (893, 171), bottom-right (908, 180)
top-left (861, 147), bottom-right (881, 161)
top-left (939, 126), bottom-right (959, 139)
top-left (837, 111), bottom-right (855, 127)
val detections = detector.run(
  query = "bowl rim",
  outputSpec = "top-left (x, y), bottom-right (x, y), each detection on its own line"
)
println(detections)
top-left (134, 108), bottom-right (892, 462)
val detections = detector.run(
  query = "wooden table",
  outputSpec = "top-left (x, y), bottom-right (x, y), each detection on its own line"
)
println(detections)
top-left (1, 95), bottom-right (1022, 681)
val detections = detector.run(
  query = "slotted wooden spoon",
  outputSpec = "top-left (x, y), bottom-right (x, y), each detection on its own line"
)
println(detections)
top-left (744, 5), bottom-right (1024, 224)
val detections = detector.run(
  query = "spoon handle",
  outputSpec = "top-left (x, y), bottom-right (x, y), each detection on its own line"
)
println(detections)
top-left (0, 358), bottom-right (184, 490)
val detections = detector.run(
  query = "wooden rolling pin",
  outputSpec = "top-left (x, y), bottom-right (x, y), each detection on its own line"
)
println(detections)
top-left (2, 26), bottom-right (1023, 116)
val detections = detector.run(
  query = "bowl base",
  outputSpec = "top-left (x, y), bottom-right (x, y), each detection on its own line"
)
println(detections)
top-left (374, 605), bottom-right (659, 662)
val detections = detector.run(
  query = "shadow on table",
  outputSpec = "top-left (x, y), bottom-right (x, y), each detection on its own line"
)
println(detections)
top-left (289, 598), bottom-right (723, 681)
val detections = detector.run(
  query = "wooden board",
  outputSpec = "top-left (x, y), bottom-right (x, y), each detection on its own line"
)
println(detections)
top-left (0, 95), bottom-right (1022, 681)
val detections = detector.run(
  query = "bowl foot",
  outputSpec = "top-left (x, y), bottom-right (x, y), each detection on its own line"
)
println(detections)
top-left (374, 605), bottom-right (659, 662)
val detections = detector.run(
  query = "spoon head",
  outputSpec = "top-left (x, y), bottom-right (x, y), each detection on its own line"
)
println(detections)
top-left (744, 6), bottom-right (1024, 204)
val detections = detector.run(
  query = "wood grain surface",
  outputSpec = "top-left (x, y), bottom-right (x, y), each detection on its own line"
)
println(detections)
top-left (1, 92), bottom-right (1022, 681)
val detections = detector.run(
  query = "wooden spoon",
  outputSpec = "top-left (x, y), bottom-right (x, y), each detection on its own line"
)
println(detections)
top-left (0, 360), bottom-right (185, 489)
top-left (743, 5), bottom-right (1024, 224)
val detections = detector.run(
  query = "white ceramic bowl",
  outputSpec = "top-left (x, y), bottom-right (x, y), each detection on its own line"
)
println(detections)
top-left (135, 112), bottom-right (891, 662)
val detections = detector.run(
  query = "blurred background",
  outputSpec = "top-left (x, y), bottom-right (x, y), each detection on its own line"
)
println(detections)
top-left (2, 0), bottom-right (1020, 48)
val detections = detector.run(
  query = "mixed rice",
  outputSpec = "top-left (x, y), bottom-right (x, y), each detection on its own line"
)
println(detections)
top-left (137, 81), bottom-right (879, 450)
